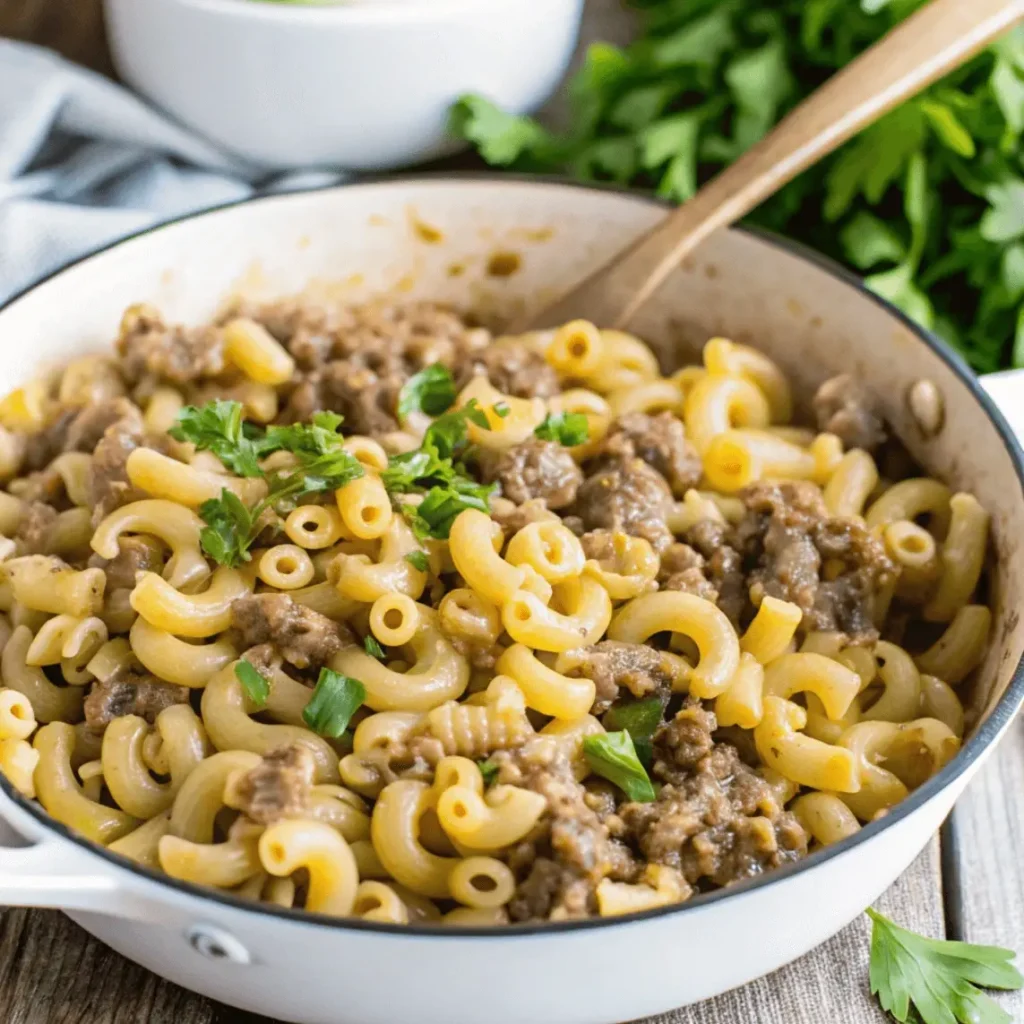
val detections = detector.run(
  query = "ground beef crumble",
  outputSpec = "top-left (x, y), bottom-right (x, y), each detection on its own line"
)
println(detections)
top-left (482, 438), bottom-right (583, 509)
top-left (84, 672), bottom-right (189, 733)
top-left (494, 742), bottom-right (639, 921)
top-left (682, 520), bottom-right (747, 625)
top-left (117, 305), bottom-right (226, 386)
top-left (734, 481), bottom-right (894, 643)
top-left (658, 541), bottom-right (720, 602)
top-left (560, 640), bottom-right (679, 714)
top-left (491, 497), bottom-right (559, 535)
top-left (85, 403), bottom-right (160, 526)
top-left (573, 456), bottom-right (674, 553)
top-left (285, 359), bottom-right (406, 436)
top-left (232, 593), bottom-right (354, 670)
top-left (268, 298), bottom-right (489, 431)
top-left (620, 704), bottom-right (808, 887)
top-left (232, 745), bottom-right (315, 825)
top-left (14, 502), bottom-right (58, 554)
top-left (66, 398), bottom-right (143, 454)
top-left (460, 343), bottom-right (560, 400)
top-left (88, 535), bottom-right (165, 590)
top-left (596, 412), bottom-right (703, 496)
top-left (21, 411), bottom-right (75, 473)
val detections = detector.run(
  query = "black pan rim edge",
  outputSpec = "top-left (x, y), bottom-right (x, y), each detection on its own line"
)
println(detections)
top-left (1, 171), bottom-right (1022, 943)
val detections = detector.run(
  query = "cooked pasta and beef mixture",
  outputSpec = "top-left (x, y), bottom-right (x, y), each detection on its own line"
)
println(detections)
top-left (0, 299), bottom-right (986, 924)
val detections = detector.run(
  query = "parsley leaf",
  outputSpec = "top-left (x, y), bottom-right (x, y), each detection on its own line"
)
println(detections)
top-left (640, 114), bottom-right (701, 202)
top-left (169, 401), bottom-right (266, 478)
top-left (405, 550), bottom-right (430, 572)
top-left (381, 399), bottom-right (496, 540)
top-left (261, 411), bottom-right (346, 459)
top-left (981, 180), bottom-right (1024, 244)
top-left (478, 759), bottom-right (499, 787)
top-left (263, 446), bottom-right (365, 514)
top-left (448, 95), bottom-right (559, 166)
top-left (583, 731), bottom-right (656, 803)
top-left (840, 211), bottom-right (906, 271)
top-left (868, 909), bottom-right (1023, 1024)
top-left (404, 480), bottom-right (495, 541)
top-left (397, 364), bottom-right (457, 422)
top-left (235, 661), bottom-right (270, 707)
top-left (535, 411), bottom-right (590, 447)
top-left (421, 401), bottom-right (490, 461)
top-left (363, 635), bottom-right (385, 659)
top-left (302, 668), bottom-right (366, 739)
top-left (198, 490), bottom-right (260, 567)
top-left (181, 401), bottom-right (366, 567)
top-left (602, 697), bottom-right (663, 741)
top-left (174, 401), bottom-right (362, 505)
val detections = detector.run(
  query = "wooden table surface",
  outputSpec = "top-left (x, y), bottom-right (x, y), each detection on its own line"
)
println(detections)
top-left (1, 2), bottom-right (1023, 1022)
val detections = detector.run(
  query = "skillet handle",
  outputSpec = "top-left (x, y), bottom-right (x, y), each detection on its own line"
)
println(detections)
top-left (0, 786), bottom-right (151, 918)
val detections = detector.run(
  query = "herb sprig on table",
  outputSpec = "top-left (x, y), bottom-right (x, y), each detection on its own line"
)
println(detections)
top-left (451, 0), bottom-right (1024, 373)
top-left (868, 910), bottom-right (1022, 1023)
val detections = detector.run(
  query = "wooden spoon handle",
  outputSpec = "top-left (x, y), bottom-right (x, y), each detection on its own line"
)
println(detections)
top-left (519, 0), bottom-right (1024, 332)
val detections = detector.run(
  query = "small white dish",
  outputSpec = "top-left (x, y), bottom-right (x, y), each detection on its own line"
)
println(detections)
top-left (103, 0), bottom-right (584, 170)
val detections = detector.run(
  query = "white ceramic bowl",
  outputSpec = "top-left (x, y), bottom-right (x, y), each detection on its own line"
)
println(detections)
top-left (1, 178), bottom-right (1023, 1024)
top-left (102, 0), bottom-right (584, 170)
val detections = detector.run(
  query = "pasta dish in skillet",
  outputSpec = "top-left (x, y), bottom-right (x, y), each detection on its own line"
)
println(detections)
top-left (0, 300), bottom-right (986, 924)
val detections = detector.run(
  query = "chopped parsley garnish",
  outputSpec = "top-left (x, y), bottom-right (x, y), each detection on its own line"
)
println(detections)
top-left (405, 550), bottom-right (430, 572)
top-left (403, 480), bottom-right (494, 541)
top-left (534, 411), bottom-right (589, 447)
top-left (199, 490), bottom-right (261, 569)
top-left (397, 364), bottom-right (458, 422)
top-left (260, 445), bottom-right (365, 514)
top-left (363, 635), bottom-right (385, 659)
top-left (174, 401), bottom-right (365, 567)
top-left (493, 401), bottom-right (511, 418)
top-left (583, 731), bottom-right (657, 803)
top-left (234, 660), bottom-right (270, 707)
top-left (478, 759), bottom-right (499, 787)
top-left (302, 668), bottom-right (366, 739)
top-left (868, 909), bottom-right (1022, 1024)
top-left (602, 698), bottom-right (663, 742)
top-left (421, 400), bottom-right (490, 460)
top-left (170, 400), bottom-right (267, 477)
top-left (381, 399), bottom-right (496, 540)
top-left (260, 410), bottom-right (345, 460)
top-left (603, 697), bottom-right (663, 773)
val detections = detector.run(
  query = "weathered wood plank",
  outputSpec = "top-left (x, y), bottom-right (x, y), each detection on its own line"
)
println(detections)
top-left (0, 908), bottom-right (216, 1024)
top-left (0, 0), bottom-right (111, 74)
top-left (943, 714), bottom-right (1024, 1023)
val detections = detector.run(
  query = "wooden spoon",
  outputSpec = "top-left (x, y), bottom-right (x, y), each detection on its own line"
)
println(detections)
top-left (514, 0), bottom-right (1024, 332)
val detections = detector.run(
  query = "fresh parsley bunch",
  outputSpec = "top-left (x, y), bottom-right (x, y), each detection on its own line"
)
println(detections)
top-left (451, 0), bottom-right (1024, 373)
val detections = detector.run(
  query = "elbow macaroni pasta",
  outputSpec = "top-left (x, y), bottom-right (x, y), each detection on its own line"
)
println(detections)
top-left (0, 305), bottom-right (994, 929)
